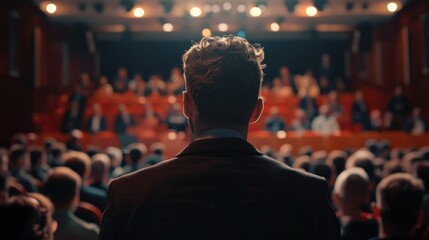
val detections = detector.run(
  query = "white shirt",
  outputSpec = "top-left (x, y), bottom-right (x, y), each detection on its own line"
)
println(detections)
top-left (311, 115), bottom-right (340, 135)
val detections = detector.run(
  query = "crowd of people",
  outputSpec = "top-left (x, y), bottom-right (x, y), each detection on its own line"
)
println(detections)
top-left (1, 132), bottom-right (429, 239)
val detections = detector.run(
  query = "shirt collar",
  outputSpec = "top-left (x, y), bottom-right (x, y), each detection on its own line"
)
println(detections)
top-left (196, 128), bottom-right (245, 140)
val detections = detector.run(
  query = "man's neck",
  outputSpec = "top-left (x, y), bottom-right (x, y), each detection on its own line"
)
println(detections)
top-left (192, 121), bottom-right (248, 140)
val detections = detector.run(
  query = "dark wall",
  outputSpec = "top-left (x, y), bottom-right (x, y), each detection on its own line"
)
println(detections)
top-left (97, 39), bottom-right (348, 82)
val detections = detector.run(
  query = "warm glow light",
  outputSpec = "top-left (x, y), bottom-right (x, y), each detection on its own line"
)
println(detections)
top-left (306, 6), bottom-right (318, 16)
top-left (212, 4), bottom-right (220, 13)
top-left (218, 23), bottom-right (228, 32)
top-left (223, 2), bottom-right (232, 11)
top-left (203, 4), bottom-right (212, 13)
top-left (133, 7), bottom-right (145, 17)
top-left (138, 97), bottom-right (146, 104)
top-left (167, 96), bottom-right (177, 103)
top-left (46, 3), bottom-right (57, 14)
top-left (276, 131), bottom-right (287, 139)
top-left (250, 7), bottom-right (262, 17)
top-left (270, 22), bottom-right (280, 32)
top-left (190, 7), bottom-right (202, 17)
top-left (237, 4), bottom-right (246, 13)
top-left (202, 28), bottom-right (211, 37)
top-left (167, 131), bottom-right (177, 140)
top-left (163, 23), bottom-right (173, 32)
top-left (387, 2), bottom-right (398, 12)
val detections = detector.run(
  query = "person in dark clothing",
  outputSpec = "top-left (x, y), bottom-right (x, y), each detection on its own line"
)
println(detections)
top-left (165, 103), bottom-right (187, 132)
top-left (299, 91), bottom-right (319, 122)
top-left (28, 146), bottom-right (50, 181)
top-left (99, 35), bottom-right (339, 240)
top-left (388, 86), bottom-right (410, 130)
top-left (62, 101), bottom-right (83, 133)
top-left (114, 104), bottom-right (136, 134)
top-left (9, 145), bottom-right (37, 193)
top-left (116, 143), bottom-right (147, 177)
top-left (351, 90), bottom-right (370, 130)
top-left (90, 153), bottom-right (111, 192)
top-left (404, 107), bottom-right (427, 135)
top-left (264, 106), bottom-right (286, 133)
top-left (86, 103), bottom-right (107, 133)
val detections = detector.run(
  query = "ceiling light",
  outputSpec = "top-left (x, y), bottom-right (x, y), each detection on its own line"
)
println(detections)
top-left (223, 2), bottom-right (232, 11)
top-left (387, 2), bottom-right (398, 13)
top-left (306, 6), bottom-right (318, 16)
top-left (163, 23), bottom-right (173, 32)
top-left (270, 22), bottom-right (280, 32)
top-left (190, 7), bottom-right (202, 17)
top-left (203, 4), bottom-right (212, 13)
top-left (133, 7), bottom-right (144, 17)
top-left (202, 28), bottom-right (212, 37)
top-left (218, 23), bottom-right (228, 32)
top-left (46, 3), bottom-right (57, 14)
top-left (237, 4), bottom-right (246, 13)
top-left (250, 7), bottom-right (262, 17)
top-left (212, 4), bottom-right (220, 13)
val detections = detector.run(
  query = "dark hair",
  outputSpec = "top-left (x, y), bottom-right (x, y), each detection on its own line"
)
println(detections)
top-left (44, 167), bottom-right (81, 205)
top-left (130, 148), bottom-right (143, 164)
top-left (377, 173), bottom-right (424, 236)
top-left (10, 145), bottom-right (26, 165)
top-left (312, 163), bottom-right (332, 182)
top-left (182, 35), bottom-right (264, 125)
top-left (29, 148), bottom-right (43, 167)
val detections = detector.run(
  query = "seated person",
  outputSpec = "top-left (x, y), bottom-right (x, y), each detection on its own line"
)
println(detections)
top-left (62, 101), bottom-right (83, 133)
top-left (372, 173), bottom-right (424, 240)
top-left (86, 103), bottom-right (107, 133)
top-left (327, 91), bottom-right (343, 117)
top-left (167, 67), bottom-right (185, 95)
top-left (333, 168), bottom-right (378, 240)
top-left (145, 142), bottom-right (165, 166)
top-left (264, 106), bottom-right (286, 133)
top-left (311, 105), bottom-right (340, 136)
top-left (351, 91), bottom-right (370, 130)
top-left (271, 77), bottom-right (293, 98)
top-left (114, 104), bottom-right (136, 134)
top-left (0, 194), bottom-right (57, 240)
top-left (9, 145), bottom-right (38, 192)
top-left (290, 109), bottom-right (310, 131)
top-left (388, 85), bottom-right (410, 130)
top-left (105, 146), bottom-right (123, 177)
top-left (369, 109), bottom-right (383, 131)
top-left (95, 76), bottom-right (113, 97)
top-left (146, 74), bottom-right (167, 96)
top-left (28, 146), bottom-right (50, 181)
top-left (166, 103), bottom-right (187, 132)
top-left (44, 167), bottom-right (99, 240)
top-left (63, 151), bottom-right (106, 211)
top-left (128, 73), bottom-right (145, 94)
top-left (299, 90), bottom-right (319, 121)
top-left (113, 143), bottom-right (147, 177)
top-left (113, 67), bottom-right (130, 93)
top-left (90, 153), bottom-right (110, 192)
top-left (66, 129), bottom-right (83, 151)
top-left (404, 107), bottom-right (427, 135)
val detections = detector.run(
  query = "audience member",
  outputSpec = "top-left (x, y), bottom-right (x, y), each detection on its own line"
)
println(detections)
top-left (66, 129), bottom-right (83, 151)
top-left (9, 145), bottom-right (37, 192)
top-left (44, 167), bottom-right (99, 240)
top-left (49, 142), bottom-right (66, 167)
top-left (63, 151), bottom-right (106, 211)
top-left (167, 67), bottom-right (185, 95)
top-left (165, 103), bottom-right (187, 132)
top-left (114, 104), bottom-right (136, 134)
top-left (369, 109), bottom-right (383, 131)
top-left (86, 103), bottom-right (107, 133)
top-left (29, 146), bottom-right (50, 181)
top-left (373, 173), bottom-right (424, 240)
top-left (311, 105), bottom-right (340, 136)
top-left (146, 74), bottom-right (167, 95)
top-left (62, 101), bottom-right (83, 133)
top-left (99, 35), bottom-right (339, 240)
top-left (278, 66), bottom-right (296, 92)
top-left (333, 168), bottom-right (378, 240)
top-left (95, 76), bottom-right (113, 96)
top-left (128, 73), bottom-right (145, 93)
top-left (351, 90), bottom-right (370, 130)
top-left (290, 108), bottom-right (310, 131)
top-left (299, 90), bottom-right (319, 121)
top-left (90, 153), bottom-right (111, 191)
top-left (404, 107), bottom-right (427, 135)
top-left (118, 143), bottom-right (147, 176)
top-left (113, 67), bottom-right (130, 93)
top-left (388, 86), bottom-right (410, 130)
top-left (145, 142), bottom-right (165, 166)
top-left (264, 106), bottom-right (286, 133)
top-left (105, 146), bottom-right (123, 176)
top-left (0, 173), bottom-right (8, 203)
top-left (327, 91), bottom-right (343, 117)
top-left (319, 54), bottom-right (335, 91)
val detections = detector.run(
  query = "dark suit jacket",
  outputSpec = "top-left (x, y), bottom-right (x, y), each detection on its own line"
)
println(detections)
top-left (81, 185), bottom-right (107, 212)
top-left (99, 138), bottom-right (340, 240)
top-left (114, 114), bottom-right (136, 134)
top-left (86, 116), bottom-right (108, 133)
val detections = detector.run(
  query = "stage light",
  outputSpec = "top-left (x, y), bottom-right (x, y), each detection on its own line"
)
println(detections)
top-left (387, 2), bottom-right (398, 12)
top-left (133, 7), bottom-right (144, 17)
top-left (202, 28), bottom-right (211, 37)
top-left (270, 22), bottom-right (280, 32)
top-left (250, 7), bottom-right (262, 17)
top-left (237, 4), bottom-right (246, 13)
top-left (190, 7), bottom-right (202, 17)
top-left (212, 4), bottom-right (220, 13)
top-left (306, 6), bottom-right (318, 16)
top-left (203, 4), bottom-right (212, 13)
top-left (163, 23), bottom-right (173, 32)
top-left (276, 130), bottom-right (287, 139)
top-left (223, 2), bottom-right (232, 11)
top-left (46, 3), bottom-right (57, 14)
top-left (167, 131), bottom-right (177, 140)
top-left (284, 0), bottom-right (298, 13)
top-left (218, 23), bottom-right (228, 32)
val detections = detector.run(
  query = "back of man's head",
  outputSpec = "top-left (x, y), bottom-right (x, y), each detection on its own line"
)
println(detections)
top-left (44, 167), bottom-right (82, 210)
top-left (333, 167), bottom-right (370, 209)
top-left (376, 173), bottom-right (424, 237)
top-left (9, 145), bottom-right (27, 170)
top-left (128, 143), bottom-right (147, 164)
top-left (29, 146), bottom-right (44, 168)
top-left (63, 151), bottom-right (91, 179)
top-left (91, 153), bottom-right (111, 181)
top-left (182, 35), bottom-right (264, 125)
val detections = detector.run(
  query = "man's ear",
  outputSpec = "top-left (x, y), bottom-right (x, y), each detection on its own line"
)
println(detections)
top-left (183, 91), bottom-right (193, 118)
top-left (250, 97), bottom-right (264, 124)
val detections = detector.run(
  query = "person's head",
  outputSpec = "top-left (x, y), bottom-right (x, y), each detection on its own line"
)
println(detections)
top-left (91, 153), bottom-right (111, 183)
top-left (293, 155), bottom-right (311, 172)
top-left (99, 76), bottom-right (109, 85)
top-left (182, 35), bottom-right (265, 137)
top-left (105, 146), bottom-right (123, 168)
top-left (412, 107), bottom-right (421, 118)
top-left (118, 67), bottom-right (128, 79)
top-left (333, 167), bottom-right (370, 213)
top-left (346, 150), bottom-right (376, 181)
top-left (327, 150), bottom-right (347, 175)
top-left (312, 162), bottom-right (333, 185)
top-left (354, 90), bottom-right (363, 101)
top-left (93, 103), bottom-right (102, 116)
top-left (0, 195), bottom-right (56, 240)
top-left (63, 151), bottom-right (91, 180)
top-left (29, 146), bottom-right (46, 169)
top-left (118, 104), bottom-right (128, 114)
top-left (374, 173), bottom-right (424, 238)
top-left (394, 85), bottom-right (402, 96)
top-left (268, 106), bottom-right (279, 117)
top-left (150, 142), bottom-right (165, 156)
top-left (9, 144), bottom-right (29, 171)
top-left (128, 143), bottom-right (147, 164)
top-left (44, 167), bottom-right (82, 211)
top-left (328, 91), bottom-right (338, 103)
top-left (279, 66), bottom-right (289, 77)
top-left (319, 104), bottom-right (330, 116)
top-left (50, 143), bottom-right (65, 161)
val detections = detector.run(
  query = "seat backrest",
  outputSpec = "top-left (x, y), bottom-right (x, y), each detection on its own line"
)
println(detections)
top-left (74, 201), bottom-right (103, 226)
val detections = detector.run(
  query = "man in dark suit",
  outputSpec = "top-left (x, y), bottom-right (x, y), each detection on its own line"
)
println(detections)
top-left (114, 104), bottom-right (136, 134)
top-left (87, 103), bottom-right (107, 133)
top-left (99, 35), bottom-right (339, 239)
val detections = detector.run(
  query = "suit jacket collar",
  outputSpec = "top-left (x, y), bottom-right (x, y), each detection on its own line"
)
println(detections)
top-left (175, 138), bottom-right (263, 158)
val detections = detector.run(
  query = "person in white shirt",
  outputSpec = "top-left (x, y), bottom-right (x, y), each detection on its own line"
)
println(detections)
top-left (404, 107), bottom-right (427, 135)
top-left (86, 103), bottom-right (107, 133)
top-left (311, 104), bottom-right (340, 136)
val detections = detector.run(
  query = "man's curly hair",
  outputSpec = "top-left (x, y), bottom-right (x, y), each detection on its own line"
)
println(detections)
top-left (182, 35), bottom-right (265, 125)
